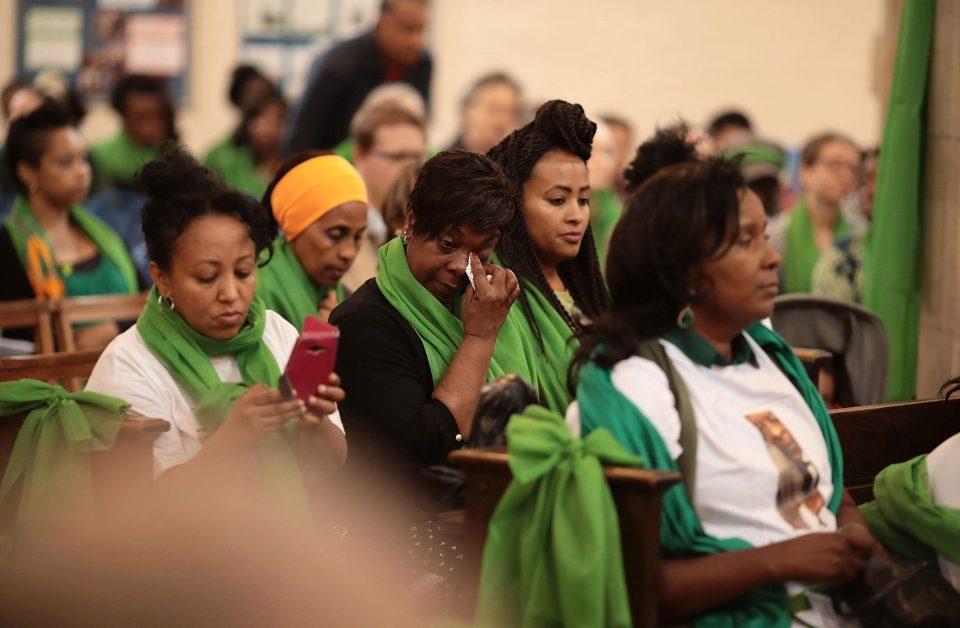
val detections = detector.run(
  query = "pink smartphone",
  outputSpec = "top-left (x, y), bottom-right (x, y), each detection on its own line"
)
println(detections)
top-left (281, 316), bottom-right (339, 404)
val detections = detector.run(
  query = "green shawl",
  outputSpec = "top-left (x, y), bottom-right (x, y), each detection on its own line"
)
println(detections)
top-left (204, 135), bottom-right (269, 199)
top-left (784, 198), bottom-right (851, 293)
top-left (576, 323), bottom-right (845, 626)
top-left (861, 454), bottom-right (960, 564)
top-left (590, 187), bottom-right (622, 269)
top-left (90, 130), bottom-right (162, 188)
top-left (376, 237), bottom-right (540, 390)
top-left (136, 286), bottom-right (308, 515)
top-left (257, 237), bottom-right (344, 332)
top-left (476, 405), bottom-right (642, 627)
top-left (521, 281), bottom-right (577, 413)
top-left (0, 380), bottom-right (128, 547)
top-left (5, 196), bottom-right (138, 298)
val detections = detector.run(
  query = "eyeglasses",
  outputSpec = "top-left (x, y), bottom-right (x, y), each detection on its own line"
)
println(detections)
top-left (369, 149), bottom-right (424, 163)
top-left (817, 159), bottom-right (859, 175)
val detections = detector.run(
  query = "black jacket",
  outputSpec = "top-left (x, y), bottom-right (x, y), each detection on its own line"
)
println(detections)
top-left (284, 31), bottom-right (432, 153)
top-left (329, 279), bottom-right (459, 517)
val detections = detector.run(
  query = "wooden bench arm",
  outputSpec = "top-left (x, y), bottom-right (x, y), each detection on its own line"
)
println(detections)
top-left (449, 447), bottom-right (680, 491)
top-left (118, 417), bottom-right (170, 437)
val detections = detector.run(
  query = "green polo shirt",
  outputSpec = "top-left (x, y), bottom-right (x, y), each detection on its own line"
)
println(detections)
top-left (662, 327), bottom-right (759, 368)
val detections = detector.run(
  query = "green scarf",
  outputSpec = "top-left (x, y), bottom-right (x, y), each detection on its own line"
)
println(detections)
top-left (521, 281), bottom-right (577, 413)
top-left (257, 237), bottom-right (343, 332)
top-left (90, 130), bottom-right (162, 188)
top-left (784, 198), bottom-right (851, 293)
top-left (5, 196), bottom-right (138, 299)
top-left (590, 187), bottom-right (622, 269)
top-left (476, 404), bottom-right (642, 627)
top-left (136, 286), bottom-right (308, 516)
top-left (861, 455), bottom-right (960, 564)
top-left (576, 323), bottom-right (844, 626)
top-left (0, 380), bottom-right (128, 547)
top-left (376, 237), bottom-right (540, 390)
top-left (204, 135), bottom-right (269, 199)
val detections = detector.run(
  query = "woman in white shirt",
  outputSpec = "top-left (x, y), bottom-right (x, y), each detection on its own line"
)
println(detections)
top-left (85, 148), bottom-right (346, 495)
top-left (566, 129), bottom-right (880, 625)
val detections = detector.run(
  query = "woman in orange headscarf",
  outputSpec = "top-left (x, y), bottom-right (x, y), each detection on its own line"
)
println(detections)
top-left (257, 152), bottom-right (369, 330)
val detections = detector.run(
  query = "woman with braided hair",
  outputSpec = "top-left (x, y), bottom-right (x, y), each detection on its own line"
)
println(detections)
top-left (486, 100), bottom-right (609, 412)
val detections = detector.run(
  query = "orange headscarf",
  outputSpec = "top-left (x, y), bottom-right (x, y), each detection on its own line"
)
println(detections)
top-left (270, 155), bottom-right (369, 241)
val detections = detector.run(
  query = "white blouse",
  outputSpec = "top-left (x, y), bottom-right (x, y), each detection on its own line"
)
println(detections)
top-left (567, 333), bottom-right (836, 549)
top-left (85, 310), bottom-right (344, 478)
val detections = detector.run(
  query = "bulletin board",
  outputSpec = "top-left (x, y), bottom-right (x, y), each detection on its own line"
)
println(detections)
top-left (15, 0), bottom-right (190, 103)
top-left (238, 0), bottom-right (379, 100)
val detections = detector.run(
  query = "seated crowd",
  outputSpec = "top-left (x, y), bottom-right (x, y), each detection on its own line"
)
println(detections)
top-left (0, 26), bottom-right (955, 627)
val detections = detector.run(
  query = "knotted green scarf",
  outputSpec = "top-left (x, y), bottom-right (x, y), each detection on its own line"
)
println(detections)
top-left (376, 237), bottom-right (540, 390)
top-left (521, 281), bottom-right (577, 413)
top-left (5, 196), bottom-right (138, 299)
top-left (204, 135), bottom-right (269, 199)
top-left (90, 129), bottom-right (162, 188)
top-left (136, 286), bottom-right (308, 516)
top-left (257, 236), bottom-right (343, 331)
top-left (784, 198), bottom-right (851, 293)
top-left (576, 323), bottom-right (844, 626)
top-left (476, 404), bottom-right (642, 627)
top-left (861, 455), bottom-right (960, 564)
top-left (0, 380), bottom-right (128, 548)
top-left (590, 187), bottom-right (622, 268)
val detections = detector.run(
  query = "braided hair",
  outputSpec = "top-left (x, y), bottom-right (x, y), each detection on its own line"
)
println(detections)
top-left (486, 100), bottom-right (610, 349)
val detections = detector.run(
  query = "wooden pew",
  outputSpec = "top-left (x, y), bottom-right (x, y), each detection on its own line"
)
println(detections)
top-left (448, 447), bottom-right (680, 627)
top-left (830, 397), bottom-right (960, 503)
top-left (54, 292), bottom-right (147, 353)
top-left (0, 348), bottom-right (105, 392)
top-left (0, 298), bottom-right (56, 354)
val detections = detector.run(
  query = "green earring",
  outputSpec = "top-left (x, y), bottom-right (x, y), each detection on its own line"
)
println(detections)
top-left (677, 305), bottom-right (695, 329)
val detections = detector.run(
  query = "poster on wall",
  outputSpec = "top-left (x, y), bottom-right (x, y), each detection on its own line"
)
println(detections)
top-left (238, 0), bottom-right (376, 101)
top-left (16, 0), bottom-right (190, 103)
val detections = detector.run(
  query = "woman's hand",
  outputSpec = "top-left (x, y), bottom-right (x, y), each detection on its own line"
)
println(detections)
top-left (763, 531), bottom-right (872, 587)
top-left (461, 253), bottom-right (521, 343)
top-left (295, 372), bottom-right (348, 477)
top-left (219, 383), bottom-right (304, 448)
top-left (296, 372), bottom-right (345, 427)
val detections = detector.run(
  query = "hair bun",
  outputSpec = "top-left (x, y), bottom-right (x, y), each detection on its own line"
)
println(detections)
top-left (136, 145), bottom-right (221, 200)
top-left (532, 100), bottom-right (596, 161)
top-left (623, 125), bottom-right (699, 193)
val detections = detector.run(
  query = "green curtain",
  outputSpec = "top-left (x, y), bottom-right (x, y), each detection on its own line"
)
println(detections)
top-left (862, 0), bottom-right (934, 401)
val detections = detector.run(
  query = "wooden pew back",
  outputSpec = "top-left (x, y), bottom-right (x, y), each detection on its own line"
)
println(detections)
top-left (0, 348), bottom-right (105, 392)
top-left (830, 398), bottom-right (960, 502)
top-left (448, 448), bottom-right (680, 628)
top-left (55, 292), bottom-right (147, 353)
top-left (0, 298), bottom-right (56, 354)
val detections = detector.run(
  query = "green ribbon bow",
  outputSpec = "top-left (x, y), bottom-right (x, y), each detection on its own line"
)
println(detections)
top-left (0, 379), bottom-right (129, 547)
top-left (476, 404), bottom-right (643, 627)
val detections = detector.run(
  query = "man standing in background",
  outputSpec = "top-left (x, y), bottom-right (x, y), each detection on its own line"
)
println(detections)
top-left (284, 0), bottom-right (431, 153)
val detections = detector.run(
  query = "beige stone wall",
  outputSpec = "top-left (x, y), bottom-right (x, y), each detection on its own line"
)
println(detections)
top-left (916, 0), bottom-right (960, 398)
top-left (2, 0), bottom-right (885, 153)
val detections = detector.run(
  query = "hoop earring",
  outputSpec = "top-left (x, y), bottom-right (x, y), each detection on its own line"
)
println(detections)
top-left (401, 229), bottom-right (409, 245)
top-left (158, 292), bottom-right (176, 311)
top-left (676, 304), bottom-right (695, 329)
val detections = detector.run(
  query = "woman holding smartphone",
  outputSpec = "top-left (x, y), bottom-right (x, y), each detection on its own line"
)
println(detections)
top-left (85, 148), bottom-right (346, 503)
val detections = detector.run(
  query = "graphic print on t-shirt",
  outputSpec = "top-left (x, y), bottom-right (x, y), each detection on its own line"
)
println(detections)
top-left (745, 410), bottom-right (827, 529)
